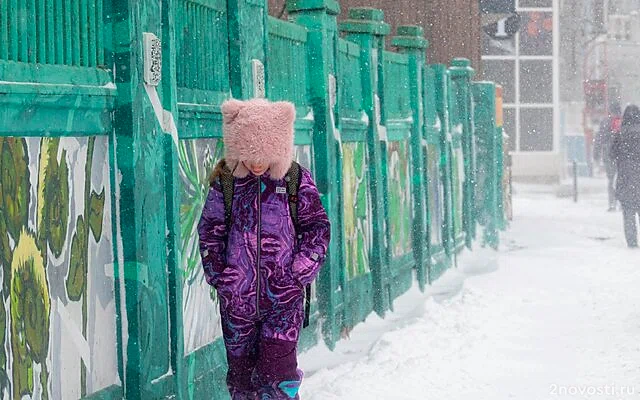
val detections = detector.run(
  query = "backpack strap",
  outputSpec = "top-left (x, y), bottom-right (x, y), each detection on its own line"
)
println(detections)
top-left (214, 159), bottom-right (235, 230)
top-left (285, 161), bottom-right (302, 229)
top-left (285, 162), bottom-right (312, 328)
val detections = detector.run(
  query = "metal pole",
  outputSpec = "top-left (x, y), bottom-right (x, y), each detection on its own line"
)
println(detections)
top-left (573, 159), bottom-right (579, 203)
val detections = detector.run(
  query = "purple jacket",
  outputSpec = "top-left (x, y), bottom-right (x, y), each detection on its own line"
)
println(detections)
top-left (198, 166), bottom-right (330, 323)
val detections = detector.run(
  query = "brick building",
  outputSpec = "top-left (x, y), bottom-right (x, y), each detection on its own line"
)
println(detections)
top-left (268, 0), bottom-right (482, 69)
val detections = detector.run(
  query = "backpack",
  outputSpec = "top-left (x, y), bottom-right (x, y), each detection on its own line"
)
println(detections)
top-left (215, 159), bottom-right (313, 328)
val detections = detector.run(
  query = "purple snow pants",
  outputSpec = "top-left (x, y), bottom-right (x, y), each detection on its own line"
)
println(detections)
top-left (221, 309), bottom-right (304, 400)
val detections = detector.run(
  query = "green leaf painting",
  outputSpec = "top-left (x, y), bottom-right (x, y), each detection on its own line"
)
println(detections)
top-left (387, 141), bottom-right (413, 257)
top-left (0, 287), bottom-right (7, 393)
top-left (426, 145), bottom-right (444, 246)
top-left (10, 230), bottom-right (49, 400)
top-left (66, 216), bottom-right (88, 302)
top-left (0, 209), bottom-right (12, 299)
top-left (179, 139), bottom-right (223, 284)
top-left (452, 148), bottom-right (464, 236)
top-left (0, 136), bottom-right (112, 399)
top-left (0, 138), bottom-right (30, 243)
top-left (89, 190), bottom-right (106, 240)
top-left (342, 142), bottom-right (372, 279)
top-left (179, 138), bottom-right (225, 354)
top-left (37, 139), bottom-right (70, 258)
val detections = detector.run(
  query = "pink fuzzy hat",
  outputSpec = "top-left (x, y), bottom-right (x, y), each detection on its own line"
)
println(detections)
top-left (221, 98), bottom-right (296, 180)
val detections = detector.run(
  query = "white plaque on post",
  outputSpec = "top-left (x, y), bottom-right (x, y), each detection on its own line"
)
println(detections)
top-left (143, 32), bottom-right (162, 86)
top-left (252, 59), bottom-right (266, 98)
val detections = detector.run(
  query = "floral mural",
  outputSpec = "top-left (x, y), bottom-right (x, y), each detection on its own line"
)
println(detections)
top-left (425, 144), bottom-right (444, 247)
top-left (178, 138), bottom-right (224, 354)
top-left (341, 142), bottom-right (372, 279)
top-left (0, 136), bottom-right (117, 399)
top-left (386, 141), bottom-right (413, 258)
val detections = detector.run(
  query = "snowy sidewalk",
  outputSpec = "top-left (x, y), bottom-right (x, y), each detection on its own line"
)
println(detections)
top-left (299, 180), bottom-right (640, 400)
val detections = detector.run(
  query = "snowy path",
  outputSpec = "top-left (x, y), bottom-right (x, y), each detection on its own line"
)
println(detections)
top-left (299, 181), bottom-right (640, 399)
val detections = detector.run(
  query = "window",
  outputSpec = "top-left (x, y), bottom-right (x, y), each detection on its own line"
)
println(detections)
top-left (520, 60), bottom-right (553, 103)
top-left (482, 33), bottom-right (516, 56)
top-left (481, 0), bottom-right (557, 155)
top-left (520, 12), bottom-right (553, 56)
top-left (480, 0), bottom-right (516, 13)
top-left (482, 60), bottom-right (516, 103)
top-left (518, 0), bottom-right (552, 7)
top-left (520, 107), bottom-right (553, 151)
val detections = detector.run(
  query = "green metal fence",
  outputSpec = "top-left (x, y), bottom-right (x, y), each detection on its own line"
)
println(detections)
top-left (380, 49), bottom-right (415, 303)
top-left (336, 36), bottom-right (375, 331)
top-left (0, 0), bottom-right (506, 398)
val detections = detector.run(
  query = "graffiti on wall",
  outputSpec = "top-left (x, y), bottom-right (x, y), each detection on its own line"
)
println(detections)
top-left (425, 145), bottom-right (444, 247)
top-left (387, 141), bottom-right (413, 258)
top-left (178, 138), bottom-right (224, 354)
top-left (341, 142), bottom-right (372, 279)
top-left (452, 147), bottom-right (465, 237)
top-left (0, 136), bottom-right (117, 399)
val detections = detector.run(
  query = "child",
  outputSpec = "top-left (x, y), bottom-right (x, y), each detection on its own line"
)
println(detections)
top-left (198, 98), bottom-right (331, 399)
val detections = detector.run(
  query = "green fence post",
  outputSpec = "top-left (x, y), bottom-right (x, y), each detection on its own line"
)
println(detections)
top-left (392, 26), bottom-right (429, 291)
top-left (448, 58), bottom-right (476, 250)
top-left (471, 81), bottom-right (499, 249)
top-left (340, 8), bottom-right (392, 316)
top-left (109, 0), bottom-right (180, 397)
top-left (286, 0), bottom-right (344, 349)
top-left (228, 0), bottom-right (268, 99)
top-left (158, 0), bottom-right (188, 397)
top-left (432, 64), bottom-right (456, 261)
top-left (491, 84), bottom-right (504, 240)
top-left (422, 64), bottom-right (452, 282)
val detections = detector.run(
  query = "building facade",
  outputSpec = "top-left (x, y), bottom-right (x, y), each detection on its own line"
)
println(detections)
top-left (605, 1), bottom-right (640, 106)
top-left (270, 0), bottom-right (483, 68)
top-left (481, 0), bottom-right (560, 181)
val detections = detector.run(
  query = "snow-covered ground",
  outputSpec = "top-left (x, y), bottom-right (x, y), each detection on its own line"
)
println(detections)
top-left (300, 179), bottom-right (640, 399)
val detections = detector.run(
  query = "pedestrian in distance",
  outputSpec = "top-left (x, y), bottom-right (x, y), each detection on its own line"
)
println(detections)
top-left (611, 104), bottom-right (640, 248)
top-left (198, 98), bottom-right (331, 399)
top-left (594, 102), bottom-right (622, 211)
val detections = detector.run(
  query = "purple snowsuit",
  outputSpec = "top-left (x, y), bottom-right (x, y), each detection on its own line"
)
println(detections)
top-left (198, 166), bottom-right (330, 399)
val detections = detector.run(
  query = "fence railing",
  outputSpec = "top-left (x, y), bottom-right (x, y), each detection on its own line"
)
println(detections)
top-left (1, 0), bottom-right (104, 66)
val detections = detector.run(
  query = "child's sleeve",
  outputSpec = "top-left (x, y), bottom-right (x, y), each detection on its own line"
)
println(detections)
top-left (197, 180), bottom-right (228, 288)
top-left (292, 169), bottom-right (331, 286)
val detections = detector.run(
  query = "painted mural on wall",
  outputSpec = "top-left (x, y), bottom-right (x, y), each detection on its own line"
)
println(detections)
top-left (425, 145), bottom-right (444, 247)
top-left (179, 138), bottom-right (224, 355)
top-left (0, 136), bottom-right (118, 400)
top-left (386, 141), bottom-right (413, 258)
top-left (341, 142), bottom-right (372, 279)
